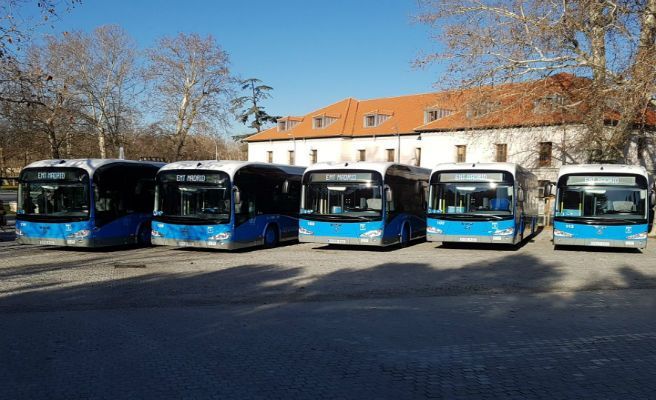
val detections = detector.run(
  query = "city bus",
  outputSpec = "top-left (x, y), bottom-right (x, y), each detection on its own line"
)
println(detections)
top-left (151, 161), bottom-right (305, 250)
top-left (16, 159), bottom-right (163, 247)
top-left (298, 162), bottom-right (430, 246)
top-left (426, 162), bottom-right (539, 245)
top-left (547, 164), bottom-right (655, 249)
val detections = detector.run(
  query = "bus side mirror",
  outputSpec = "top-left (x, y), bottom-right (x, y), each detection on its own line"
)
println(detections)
top-left (517, 187), bottom-right (525, 203)
top-left (650, 191), bottom-right (656, 207)
top-left (385, 185), bottom-right (393, 203)
top-left (233, 186), bottom-right (241, 205)
top-left (544, 183), bottom-right (554, 197)
top-left (282, 180), bottom-right (289, 194)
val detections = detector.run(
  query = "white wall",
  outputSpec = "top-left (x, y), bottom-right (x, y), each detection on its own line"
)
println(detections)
top-left (247, 125), bottom-right (655, 182)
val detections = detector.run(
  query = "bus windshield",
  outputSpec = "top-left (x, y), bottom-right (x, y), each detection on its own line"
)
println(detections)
top-left (557, 186), bottom-right (647, 220)
top-left (430, 182), bottom-right (514, 216)
top-left (18, 168), bottom-right (90, 220)
top-left (302, 171), bottom-right (383, 221)
top-left (156, 171), bottom-right (231, 223)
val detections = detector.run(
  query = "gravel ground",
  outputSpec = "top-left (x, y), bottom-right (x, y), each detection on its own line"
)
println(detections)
top-left (1, 230), bottom-right (655, 311)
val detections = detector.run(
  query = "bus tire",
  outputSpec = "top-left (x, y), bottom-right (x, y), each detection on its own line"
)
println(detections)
top-left (264, 225), bottom-right (279, 248)
top-left (137, 222), bottom-right (151, 246)
top-left (400, 224), bottom-right (411, 247)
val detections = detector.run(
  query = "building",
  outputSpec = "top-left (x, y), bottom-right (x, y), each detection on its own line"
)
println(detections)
top-left (245, 74), bottom-right (656, 183)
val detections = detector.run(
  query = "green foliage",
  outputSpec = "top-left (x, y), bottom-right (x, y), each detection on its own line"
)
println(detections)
top-left (231, 78), bottom-right (280, 132)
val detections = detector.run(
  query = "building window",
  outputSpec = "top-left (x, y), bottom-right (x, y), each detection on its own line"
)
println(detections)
top-left (312, 116), bottom-right (337, 129)
top-left (415, 147), bottom-right (422, 166)
top-left (288, 150), bottom-right (295, 165)
top-left (456, 145), bottom-right (467, 162)
top-left (267, 151), bottom-right (273, 163)
top-left (533, 94), bottom-right (566, 114)
top-left (310, 149), bottom-right (317, 164)
top-left (358, 149), bottom-right (366, 162)
top-left (277, 119), bottom-right (300, 132)
top-left (539, 142), bottom-right (552, 167)
top-left (496, 144), bottom-right (508, 162)
top-left (363, 113), bottom-right (390, 128)
top-left (386, 149), bottom-right (395, 162)
top-left (424, 108), bottom-right (453, 123)
top-left (465, 100), bottom-right (500, 119)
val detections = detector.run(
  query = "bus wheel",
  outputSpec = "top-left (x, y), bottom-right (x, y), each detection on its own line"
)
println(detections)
top-left (264, 225), bottom-right (279, 248)
top-left (137, 223), bottom-right (151, 246)
top-left (400, 225), bottom-right (410, 247)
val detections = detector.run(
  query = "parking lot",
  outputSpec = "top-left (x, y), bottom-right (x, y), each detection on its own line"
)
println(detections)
top-left (2, 232), bottom-right (656, 399)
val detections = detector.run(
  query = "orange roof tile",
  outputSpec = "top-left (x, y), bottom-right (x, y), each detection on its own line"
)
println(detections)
top-left (245, 74), bottom-right (654, 142)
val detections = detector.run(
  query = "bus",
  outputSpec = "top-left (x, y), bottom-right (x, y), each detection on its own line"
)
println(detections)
top-left (299, 162), bottom-right (430, 247)
top-left (151, 161), bottom-right (305, 250)
top-left (426, 162), bottom-right (539, 245)
top-left (547, 164), bottom-right (655, 249)
top-left (16, 159), bottom-right (163, 247)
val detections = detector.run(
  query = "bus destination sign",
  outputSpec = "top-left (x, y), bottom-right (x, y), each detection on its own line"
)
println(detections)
top-left (310, 172), bottom-right (375, 183)
top-left (176, 174), bottom-right (207, 182)
top-left (439, 172), bottom-right (506, 182)
top-left (566, 175), bottom-right (637, 186)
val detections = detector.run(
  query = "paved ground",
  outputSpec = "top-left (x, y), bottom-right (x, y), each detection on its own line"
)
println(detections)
top-left (1, 232), bottom-right (656, 399)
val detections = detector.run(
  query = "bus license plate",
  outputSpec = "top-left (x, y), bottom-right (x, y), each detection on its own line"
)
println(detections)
top-left (39, 240), bottom-right (56, 245)
top-left (459, 237), bottom-right (478, 242)
top-left (328, 239), bottom-right (346, 244)
top-left (590, 241), bottom-right (610, 247)
top-left (178, 241), bottom-right (191, 247)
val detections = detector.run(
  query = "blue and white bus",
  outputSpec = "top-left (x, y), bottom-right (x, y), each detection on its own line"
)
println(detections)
top-left (426, 163), bottom-right (539, 245)
top-left (548, 164), bottom-right (655, 249)
top-left (151, 161), bottom-right (305, 250)
top-left (16, 159), bottom-right (163, 247)
top-left (298, 162), bottom-right (430, 246)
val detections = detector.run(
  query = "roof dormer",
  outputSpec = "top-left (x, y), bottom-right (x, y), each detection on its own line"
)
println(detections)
top-left (363, 110), bottom-right (393, 128)
top-left (277, 117), bottom-right (303, 132)
top-left (312, 113), bottom-right (340, 129)
top-left (424, 107), bottom-right (454, 124)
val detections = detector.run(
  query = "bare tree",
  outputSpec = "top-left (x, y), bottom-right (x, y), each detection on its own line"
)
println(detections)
top-left (146, 33), bottom-right (233, 161)
top-left (52, 25), bottom-right (140, 158)
top-left (416, 0), bottom-right (656, 162)
top-left (0, 0), bottom-right (80, 105)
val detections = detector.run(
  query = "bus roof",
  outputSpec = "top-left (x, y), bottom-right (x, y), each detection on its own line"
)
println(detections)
top-left (22, 159), bottom-right (165, 178)
top-left (431, 162), bottom-right (521, 176)
top-left (557, 164), bottom-right (649, 179)
top-left (304, 162), bottom-right (430, 177)
top-left (158, 160), bottom-right (305, 180)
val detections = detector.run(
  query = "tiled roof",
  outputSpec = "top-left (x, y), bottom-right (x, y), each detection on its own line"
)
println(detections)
top-left (245, 74), bottom-right (655, 142)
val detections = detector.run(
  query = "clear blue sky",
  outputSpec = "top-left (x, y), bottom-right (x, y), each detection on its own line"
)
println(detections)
top-left (33, 0), bottom-right (444, 132)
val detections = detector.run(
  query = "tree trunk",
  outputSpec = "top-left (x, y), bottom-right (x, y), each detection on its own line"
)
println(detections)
top-left (98, 128), bottom-right (107, 159)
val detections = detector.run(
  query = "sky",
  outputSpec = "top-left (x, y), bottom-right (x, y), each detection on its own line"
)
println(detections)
top-left (27, 0), bottom-right (445, 133)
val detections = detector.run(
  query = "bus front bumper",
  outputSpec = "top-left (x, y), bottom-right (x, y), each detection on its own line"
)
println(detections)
top-left (151, 237), bottom-right (258, 250)
top-left (16, 236), bottom-right (93, 247)
top-left (554, 237), bottom-right (647, 249)
top-left (299, 235), bottom-right (389, 246)
top-left (427, 233), bottom-right (515, 244)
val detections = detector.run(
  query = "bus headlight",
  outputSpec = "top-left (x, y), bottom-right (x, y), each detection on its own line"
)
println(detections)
top-left (15, 228), bottom-right (24, 236)
top-left (67, 229), bottom-right (91, 239)
top-left (627, 232), bottom-right (647, 240)
top-left (151, 229), bottom-right (163, 237)
top-left (298, 227), bottom-right (313, 235)
top-left (209, 232), bottom-right (231, 241)
top-left (493, 228), bottom-right (514, 236)
top-left (554, 229), bottom-right (573, 238)
top-left (427, 226), bottom-right (443, 234)
top-left (360, 230), bottom-right (383, 238)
